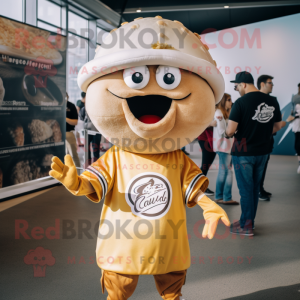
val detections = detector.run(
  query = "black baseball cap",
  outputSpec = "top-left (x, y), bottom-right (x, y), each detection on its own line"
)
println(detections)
top-left (230, 71), bottom-right (254, 84)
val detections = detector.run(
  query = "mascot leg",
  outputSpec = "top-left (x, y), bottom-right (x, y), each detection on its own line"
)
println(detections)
top-left (154, 270), bottom-right (187, 300)
top-left (101, 270), bottom-right (139, 300)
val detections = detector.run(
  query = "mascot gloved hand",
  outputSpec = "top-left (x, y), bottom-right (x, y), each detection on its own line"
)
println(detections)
top-left (51, 16), bottom-right (230, 300)
top-left (194, 191), bottom-right (230, 239)
top-left (50, 155), bottom-right (95, 195)
top-left (49, 155), bottom-right (79, 190)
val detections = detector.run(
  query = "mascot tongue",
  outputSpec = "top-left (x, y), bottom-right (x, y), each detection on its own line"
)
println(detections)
top-left (139, 115), bottom-right (161, 124)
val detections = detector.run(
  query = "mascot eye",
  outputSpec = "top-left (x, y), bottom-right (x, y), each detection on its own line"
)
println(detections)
top-left (123, 66), bottom-right (150, 89)
top-left (156, 66), bottom-right (181, 90)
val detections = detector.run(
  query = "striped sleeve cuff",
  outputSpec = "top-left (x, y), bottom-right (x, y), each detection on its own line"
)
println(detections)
top-left (86, 166), bottom-right (108, 202)
top-left (185, 173), bottom-right (204, 204)
top-left (185, 173), bottom-right (208, 207)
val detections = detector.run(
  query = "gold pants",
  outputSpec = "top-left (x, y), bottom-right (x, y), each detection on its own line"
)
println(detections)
top-left (101, 270), bottom-right (187, 300)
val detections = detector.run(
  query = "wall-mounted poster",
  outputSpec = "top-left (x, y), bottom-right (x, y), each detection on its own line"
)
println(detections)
top-left (0, 16), bottom-right (66, 190)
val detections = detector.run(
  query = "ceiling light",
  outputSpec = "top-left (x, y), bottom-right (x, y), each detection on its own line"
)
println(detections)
top-left (224, 6), bottom-right (229, 8)
top-left (136, 9), bottom-right (141, 12)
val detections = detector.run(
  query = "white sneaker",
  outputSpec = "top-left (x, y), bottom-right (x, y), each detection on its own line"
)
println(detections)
top-left (297, 165), bottom-right (300, 174)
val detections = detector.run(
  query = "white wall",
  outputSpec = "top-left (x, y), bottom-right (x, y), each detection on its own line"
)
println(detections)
top-left (202, 13), bottom-right (300, 107)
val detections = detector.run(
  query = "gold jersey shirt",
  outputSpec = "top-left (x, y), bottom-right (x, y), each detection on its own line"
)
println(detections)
top-left (79, 146), bottom-right (208, 275)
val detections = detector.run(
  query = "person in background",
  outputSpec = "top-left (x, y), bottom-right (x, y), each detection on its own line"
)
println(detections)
top-left (79, 106), bottom-right (102, 166)
top-left (291, 104), bottom-right (300, 174)
top-left (75, 92), bottom-right (86, 147)
top-left (214, 93), bottom-right (238, 205)
top-left (197, 120), bottom-right (217, 196)
top-left (257, 75), bottom-right (277, 200)
top-left (65, 92), bottom-right (81, 168)
top-left (76, 92), bottom-right (86, 114)
top-left (0, 77), bottom-right (5, 101)
top-left (291, 83), bottom-right (300, 112)
top-left (226, 72), bottom-right (282, 236)
top-left (257, 75), bottom-right (290, 199)
top-left (288, 83), bottom-right (300, 173)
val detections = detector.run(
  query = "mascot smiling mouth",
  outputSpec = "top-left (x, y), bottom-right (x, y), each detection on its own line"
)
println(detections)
top-left (122, 95), bottom-right (176, 140)
top-left (126, 95), bottom-right (172, 124)
top-left (108, 90), bottom-right (191, 139)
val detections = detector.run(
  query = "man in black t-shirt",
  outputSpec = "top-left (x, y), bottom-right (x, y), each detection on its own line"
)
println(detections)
top-left (65, 92), bottom-right (81, 168)
top-left (224, 72), bottom-right (282, 236)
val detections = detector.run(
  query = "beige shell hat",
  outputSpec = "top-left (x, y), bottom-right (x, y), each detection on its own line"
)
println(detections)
top-left (77, 16), bottom-right (224, 103)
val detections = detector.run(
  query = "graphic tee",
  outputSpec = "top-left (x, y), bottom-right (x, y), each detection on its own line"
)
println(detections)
top-left (80, 146), bottom-right (208, 275)
top-left (229, 93), bottom-right (281, 156)
top-left (66, 101), bottom-right (78, 132)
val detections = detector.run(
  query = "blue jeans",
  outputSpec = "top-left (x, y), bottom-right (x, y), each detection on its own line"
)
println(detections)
top-left (232, 155), bottom-right (269, 228)
top-left (215, 152), bottom-right (233, 201)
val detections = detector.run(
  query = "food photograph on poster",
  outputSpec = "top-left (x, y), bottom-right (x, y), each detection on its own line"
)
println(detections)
top-left (0, 15), bottom-right (66, 189)
top-left (0, 1), bottom-right (300, 300)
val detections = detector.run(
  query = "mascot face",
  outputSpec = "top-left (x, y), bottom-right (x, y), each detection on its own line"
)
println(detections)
top-left (79, 17), bottom-right (224, 154)
top-left (86, 65), bottom-right (215, 154)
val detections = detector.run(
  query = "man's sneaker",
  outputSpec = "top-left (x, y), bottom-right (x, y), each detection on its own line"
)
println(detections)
top-left (204, 188), bottom-right (214, 196)
top-left (261, 188), bottom-right (272, 196)
top-left (230, 223), bottom-right (254, 236)
top-left (297, 165), bottom-right (300, 174)
top-left (232, 221), bottom-right (254, 230)
top-left (259, 193), bottom-right (270, 201)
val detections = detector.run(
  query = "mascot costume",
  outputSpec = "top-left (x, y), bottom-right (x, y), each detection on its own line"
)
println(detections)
top-left (50, 16), bottom-right (230, 300)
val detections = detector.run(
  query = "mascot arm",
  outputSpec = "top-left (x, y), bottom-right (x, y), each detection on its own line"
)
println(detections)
top-left (49, 155), bottom-right (99, 200)
top-left (193, 190), bottom-right (231, 239)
